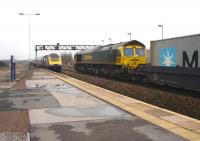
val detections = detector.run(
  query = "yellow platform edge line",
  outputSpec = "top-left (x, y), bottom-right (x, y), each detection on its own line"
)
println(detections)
top-left (45, 70), bottom-right (200, 140)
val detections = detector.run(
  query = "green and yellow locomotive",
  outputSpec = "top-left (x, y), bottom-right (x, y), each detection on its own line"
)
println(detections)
top-left (74, 40), bottom-right (147, 79)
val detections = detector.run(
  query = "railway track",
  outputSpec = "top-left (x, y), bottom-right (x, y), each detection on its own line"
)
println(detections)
top-left (60, 65), bottom-right (200, 120)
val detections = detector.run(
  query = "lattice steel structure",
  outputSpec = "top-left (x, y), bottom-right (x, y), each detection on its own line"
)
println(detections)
top-left (35, 43), bottom-right (100, 59)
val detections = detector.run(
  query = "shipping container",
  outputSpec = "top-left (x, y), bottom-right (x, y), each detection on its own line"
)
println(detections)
top-left (150, 34), bottom-right (200, 68)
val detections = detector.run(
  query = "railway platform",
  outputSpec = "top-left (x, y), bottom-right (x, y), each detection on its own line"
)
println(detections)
top-left (0, 69), bottom-right (199, 141)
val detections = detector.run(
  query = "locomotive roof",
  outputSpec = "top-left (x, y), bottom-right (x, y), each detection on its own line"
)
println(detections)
top-left (123, 40), bottom-right (145, 47)
top-left (76, 40), bottom-right (145, 55)
top-left (43, 53), bottom-right (59, 58)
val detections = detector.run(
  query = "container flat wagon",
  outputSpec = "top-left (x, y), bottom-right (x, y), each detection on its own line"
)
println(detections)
top-left (137, 34), bottom-right (200, 91)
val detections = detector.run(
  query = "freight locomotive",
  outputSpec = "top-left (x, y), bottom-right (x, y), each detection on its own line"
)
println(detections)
top-left (74, 40), bottom-right (147, 80)
top-left (33, 53), bottom-right (62, 72)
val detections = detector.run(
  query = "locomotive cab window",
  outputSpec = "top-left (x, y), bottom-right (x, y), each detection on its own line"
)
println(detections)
top-left (50, 54), bottom-right (60, 61)
top-left (124, 48), bottom-right (133, 56)
top-left (135, 48), bottom-right (145, 56)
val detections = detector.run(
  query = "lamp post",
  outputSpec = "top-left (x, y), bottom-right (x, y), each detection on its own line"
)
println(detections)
top-left (101, 40), bottom-right (104, 45)
top-left (158, 25), bottom-right (163, 40)
top-left (127, 33), bottom-right (132, 40)
top-left (108, 38), bottom-right (112, 44)
top-left (19, 13), bottom-right (40, 63)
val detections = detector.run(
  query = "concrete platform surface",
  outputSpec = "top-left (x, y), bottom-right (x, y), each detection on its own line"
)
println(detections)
top-left (31, 118), bottom-right (187, 141)
top-left (0, 88), bottom-right (60, 111)
top-left (27, 70), bottom-right (191, 141)
top-left (30, 104), bottom-right (131, 124)
top-left (0, 132), bottom-right (27, 141)
top-left (46, 70), bottom-right (200, 141)
top-left (0, 70), bottom-right (196, 141)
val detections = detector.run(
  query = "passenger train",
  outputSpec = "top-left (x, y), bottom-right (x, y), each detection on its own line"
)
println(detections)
top-left (33, 53), bottom-right (62, 72)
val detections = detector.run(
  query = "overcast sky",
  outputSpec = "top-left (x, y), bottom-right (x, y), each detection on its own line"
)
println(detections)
top-left (0, 0), bottom-right (200, 60)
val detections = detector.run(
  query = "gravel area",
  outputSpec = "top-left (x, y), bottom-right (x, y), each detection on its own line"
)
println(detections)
top-left (0, 110), bottom-right (29, 133)
top-left (12, 70), bottom-right (33, 89)
top-left (0, 68), bottom-right (31, 141)
top-left (62, 67), bottom-right (200, 120)
top-left (0, 64), bottom-right (26, 83)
